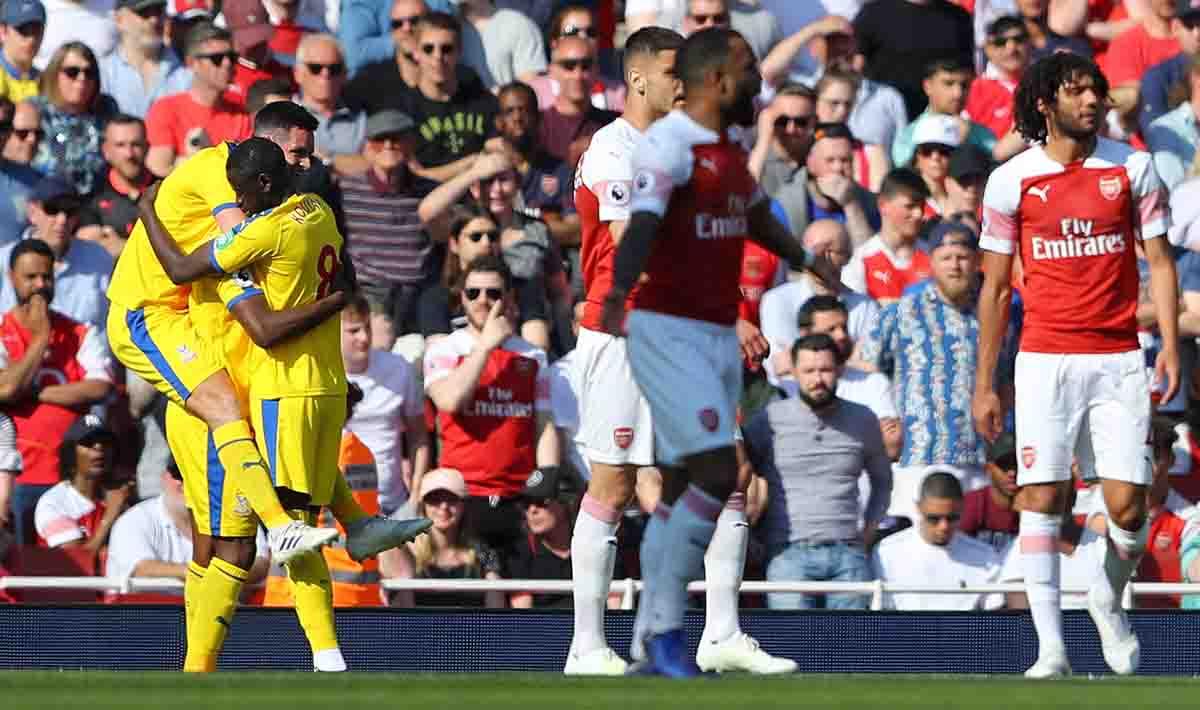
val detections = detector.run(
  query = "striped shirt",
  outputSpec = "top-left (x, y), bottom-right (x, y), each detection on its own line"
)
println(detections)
top-left (340, 168), bottom-right (437, 287)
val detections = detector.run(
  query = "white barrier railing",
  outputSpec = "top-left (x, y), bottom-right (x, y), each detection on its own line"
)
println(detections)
top-left (3, 577), bottom-right (1199, 611)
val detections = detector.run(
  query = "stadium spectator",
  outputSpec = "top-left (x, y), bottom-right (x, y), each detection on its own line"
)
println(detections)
top-left (455, 0), bottom-right (546, 91)
top-left (958, 431), bottom-right (1020, 555)
top-left (390, 467), bottom-right (506, 608)
top-left (909, 114), bottom-right (961, 219)
top-left (966, 15), bottom-right (1030, 141)
top-left (748, 82), bottom-right (815, 194)
top-left (814, 69), bottom-right (889, 191)
top-left (223, 6), bottom-right (294, 108)
top-left (0, 178), bottom-right (114, 327)
top-left (758, 13), bottom-right (852, 89)
top-left (341, 295), bottom-right (430, 515)
top-left (892, 59), bottom-right (998, 169)
top-left (423, 255), bottom-right (559, 550)
top-left (1016, 0), bottom-right (1093, 62)
top-left (507, 467), bottom-right (580, 609)
top-left (340, 0), bottom-right (427, 94)
top-left (873, 469), bottom-right (1004, 610)
top-left (293, 34), bottom-right (365, 168)
top-left (29, 42), bottom-right (118, 196)
top-left (852, 0), bottom-right (974, 120)
top-left (35, 0), bottom-right (118, 72)
top-left (1147, 55), bottom-right (1200, 190)
top-left (859, 221), bottom-right (995, 516)
top-left (1137, 1), bottom-right (1200, 133)
top-left (33, 415), bottom-right (129, 554)
top-left (0, 240), bottom-right (114, 545)
top-left (244, 77), bottom-right (293, 115)
top-left (0, 114), bottom-right (41, 242)
top-left (538, 36), bottom-right (618, 163)
top-left (745, 333), bottom-right (892, 610)
top-left (0, 0), bottom-right (46, 103)
top-left (944, 144), bottom-right (993, 226)
top-left (759, 220), bottom-right (878, 385)
top-left (1135, 417), bottom-right (1193, 608)
top-left (338, 0), bottom-right (451, 75)
top-left (223, 0), bottom-right (328, 70)
top-left (3, 100), bottom-right (41, 165)
top-left (165, 0), bottom-right (213, 58)
top-left (336, 110), bottom-right (436, 346)
top-left (104, 458), bottom-right (191, 585)
top-left (841, 168), bottom-right (931, 303)
top-left (79, 115), bottom-right (153, 254)
top-left (526, 5), bottom-right (625, 111)
top-left (1104, 0), bottom-right (1180, 119)
top-left (144, 23), bottom-right (252, 176)
top-left (416, 203), bottom-right (549, 344)
top-left (100, 0), bottom-right (192, 118)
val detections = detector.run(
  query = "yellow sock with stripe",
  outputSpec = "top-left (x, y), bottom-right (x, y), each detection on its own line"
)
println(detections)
top-left (328, 473), bottom-right (368, 527)
top-left (184, 560), bottom-right (207, 663)
top-left (212, 420), bottom-right (291, 529)
top-left (286, 510), bottom-right (344, 671)
top-left (183, 556), bottom-right (248, 673)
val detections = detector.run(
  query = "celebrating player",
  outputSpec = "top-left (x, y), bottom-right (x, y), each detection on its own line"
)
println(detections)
top-left (599, 27), bottom-right (838, 677)
top-left (569, 26), bottom-right (792, 676)
top-left (974, 53), bottom-right (1179, 678)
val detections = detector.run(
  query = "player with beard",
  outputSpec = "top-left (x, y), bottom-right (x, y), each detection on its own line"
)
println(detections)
top-left (974, 53), bottom-right (1178, 678)
top-left (599, 27), bottom-right (838, 678)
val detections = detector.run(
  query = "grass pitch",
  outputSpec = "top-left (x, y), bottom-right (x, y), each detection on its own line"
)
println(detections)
top-left (1, 672), bottom-right (1199, 710)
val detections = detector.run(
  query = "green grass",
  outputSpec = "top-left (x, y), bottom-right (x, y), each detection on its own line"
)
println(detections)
top-left (1, 672), bottom-right (1199, 709)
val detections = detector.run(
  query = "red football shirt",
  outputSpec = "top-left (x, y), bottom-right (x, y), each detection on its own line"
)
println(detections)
top-left (1102, 23), bottom-right (1180, 87)
top-left (738, 241), bottom-right (781, 327)
top-left (146, 92), bottom-right (252, 155)
top-left (1138, 508), bottom-right (1186, 608)
top-left (966, 68), bottom-right (1017, 139)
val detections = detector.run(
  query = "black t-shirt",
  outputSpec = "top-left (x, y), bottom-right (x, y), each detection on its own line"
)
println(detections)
top-left (416, 279), bottom-right (549, 337)
top-left (504, 533), bottom-right (630, 608)
top-left (80, 174), bottom-right (142, 238)
top-left (853, 0), bottom-right (974, 120)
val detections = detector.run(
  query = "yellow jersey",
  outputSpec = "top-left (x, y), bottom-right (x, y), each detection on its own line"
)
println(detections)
top-left (107, 143), bottom-right (239, 311)
top-left (211, 192), bottom-right (348, 400)
top-left (0, 65), bottom-right (39, 103)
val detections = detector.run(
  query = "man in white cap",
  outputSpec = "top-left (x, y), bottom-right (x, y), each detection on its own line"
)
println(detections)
top-left (892, 58), bottom-right (997, 168)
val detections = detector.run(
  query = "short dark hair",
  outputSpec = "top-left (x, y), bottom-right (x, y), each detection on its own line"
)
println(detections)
top-left (497, 81), bottom-right (538, 109)
top-left (796, 295), bottom-right (847, 332)
top-left (624, 25), bottom-right (684, 64)
top-left (1014, 52), bottom-right (1109, 144)
top-left (987, 15), bottom-right (1026, 39)
top-left (10, 238), bottom-right (55, 270)
top-left (812, 122), bottom-right (854, 143)
top-left (920, 471), bottom-right (964, 501)
top-left (344, 293), bottom-right (370, 320)
top-left (105, 113), bottom-right (145, 134)
top-left (674, 26), bottom-right (739, 89)
top-left (184, 22), bottom-right (231, 57)
top-left (923, 57), bottom-right (972, 80)
top-left (460, 254), bottom-right (514, 292)
top-left (226, 137), bottom-right (288, 193)
top-left (775, 81), bottom-right (816, 101)
top-left (879, 167), bottom-right (930, 202)
top-left (416, 11), bottom-right (461, 40)
top-left (253, 100), bottom-right (319, 137)
top-left (246, 78), bottom-right (294, 116)
top-left (790, 332), bottom-right (840, 364)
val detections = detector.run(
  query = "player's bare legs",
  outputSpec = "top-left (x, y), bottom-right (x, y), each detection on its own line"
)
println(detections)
top-left (1014, 480), bottom-right (1073, 678)
top-left (1089, 478), bottom-right (1150, 675)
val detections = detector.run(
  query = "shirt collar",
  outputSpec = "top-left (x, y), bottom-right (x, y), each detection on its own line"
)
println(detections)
top-left (0, 53), bottom-right (36, 81)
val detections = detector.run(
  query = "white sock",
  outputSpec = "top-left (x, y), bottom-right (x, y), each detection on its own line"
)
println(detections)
top-left (1093, 516), bottom-right (1150, 611)
top-left (313, 648), bottom-right (347, 672)
top-left (631, 503), bottom-right (671, 662)
top-left (648, 485), bottom-right (722, 637)
top-left (701, 493), bottom-right (748, 645)
top-left (1020, 511), bottom-right (1064, 658)
top-left (569, 494), bottom-right (621, 657)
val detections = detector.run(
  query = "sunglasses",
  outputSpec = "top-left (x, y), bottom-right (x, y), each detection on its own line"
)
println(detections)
top-left (195, 51), bottom-right (238, 66)
top-left (923, 513), bottom-right (961, 525)
top-left (690, 12), bottom-right (729, 25)
top-left (917, 144), bottom-right (953, 158)
top-left (60, 65), bottom-right (99, 80)
top-left (519, 497), bottom-right (556, 509)
top-left (421, 42), bottom-right (456, 56)
top-left (555, 57), bottom-right (594, 72)
top-left (391, 14), bottom-right (424, 30)
top-left (559, 24), bottom-right (597, 39)
top-left (305, 62), bottom-right (345, 76)
top-left (423, 490), bottom-right (462, 506)
top-left (135, 4), bottom-right (166, 19)
top-left (13, 22), bottom-right (43, 37)
top-left (774, 114), bottom-right (814, 130)
top-left (11, 127), bottom-right (42, 140)
top-left (994, 456), bottom-right (1017, 472)
top-left (989, 33), bottom-right (1029, 48)
top-left (43, 203), bottom-right (80, 217)
top-left (463, 229), bottom-right (498, 243)
top-left (464, 287), bottom-right (504, 301)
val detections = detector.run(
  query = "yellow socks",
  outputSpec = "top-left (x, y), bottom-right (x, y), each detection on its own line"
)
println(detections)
top-left (212, 420), bottom-right (291, 529)
top-left (183, 557), bottom-right (248, 673)
top-left (328, 473), bottom-right (368, 527)
top-left (184, 560), bottom-right (207, 655)
top-left (284, 509), bottom-right (342, 669)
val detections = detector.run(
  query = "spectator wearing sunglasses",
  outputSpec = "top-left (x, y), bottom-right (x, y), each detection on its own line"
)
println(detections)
top-left (291, 34), bottom-right (367, 168)
top-left (959, 432), bottom-right (1021, 556)
top-left (748, 82), bottom-right (815, 194)
top-left (0, 107), bottom-right (41, 243)
top-left (222, 4), bottom-right (295, 109)
top-left (907, 113), bottom-right (961, 221)
top-left (538, 36), bottom-right (617, 164)
top-left (338, 0), bottom-right (452, 76)
top-left (872, 469), bottom-right (1004, 611)
top-left (100, 0), bottom-right (192, 118)
top-left (0, 0), bottom-right (46, 103)
top-left (525, 4), bottom-right (625, 112)
top-left (965, 16), bottom-right (1030, 144)
top-left (3, 100), bottom-right (40, 166)
top-left (891, 58), bottom-right (996, 170)
top-left (506, 466), bottom-right (596, 609)
top-left (34, 0), bottom-right (118, 73)
top-left (682, 0), bottom-right (780, 62)
top-left (144, 23), bottom-right (251, 176)
top-left (454, 0), bottom-right (547, 91)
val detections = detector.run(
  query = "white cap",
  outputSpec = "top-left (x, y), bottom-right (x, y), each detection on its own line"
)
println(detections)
top-left (911, 113), bottom-right (963, 149)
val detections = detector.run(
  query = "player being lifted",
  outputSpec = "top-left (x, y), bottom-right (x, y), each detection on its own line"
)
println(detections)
top-left (600, 27), bottom-right (838, 677)
top-left (974, 53), bottom-right (1178, 678)
top-left (568, 26), bottom-right (793, 675)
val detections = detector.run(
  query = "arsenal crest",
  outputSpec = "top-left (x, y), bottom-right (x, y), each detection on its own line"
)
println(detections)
top-left (613, 427), bottom-right (633, 449)
top-left (698, 408), bottom-right (719, 433)
top-left (1021, 445), bottom-right (1037, 470)
top-left (1098, 175), bottom-right (1122, 201)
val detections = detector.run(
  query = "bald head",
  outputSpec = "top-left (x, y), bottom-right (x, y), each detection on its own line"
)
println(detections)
top-left (803, 219), bottom-right (850, 255)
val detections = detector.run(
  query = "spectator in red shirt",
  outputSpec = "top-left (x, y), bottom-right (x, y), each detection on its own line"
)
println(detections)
top-left (967, 15), bottom-right (1031, 140)
top-left (0, 240), bottom-right (114, 545)
top-left (959, 431), bottom-right (1020, 555)
top-left (145, 23), bottom-right (252, 176)
top-left (33, 414), bottom-right (131, 554)
top-left (1104, 0), bottom-right (1180, 118)
top-left (538, 36), bottom-right (617, 163)
top-left (222, 2), bottom-right (294, 108)
top-left (1138, 416), bottom-right (1190, 608)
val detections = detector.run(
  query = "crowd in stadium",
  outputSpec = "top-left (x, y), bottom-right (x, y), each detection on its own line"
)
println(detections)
top-left (0, 0), bottom-right (1199, 617)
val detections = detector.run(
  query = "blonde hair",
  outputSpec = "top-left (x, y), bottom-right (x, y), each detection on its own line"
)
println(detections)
top-left (39, 42), bottom-right (102, 113)
top-left (407, 495), bottom-right (483, 576)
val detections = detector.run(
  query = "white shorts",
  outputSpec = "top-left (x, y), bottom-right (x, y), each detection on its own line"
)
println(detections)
top-left (574, 326), bottom-right (655, 467)
top-left (625, 311), bottom-right (742, 467)
top-left (1014, 350), bottom-right (1151, 486)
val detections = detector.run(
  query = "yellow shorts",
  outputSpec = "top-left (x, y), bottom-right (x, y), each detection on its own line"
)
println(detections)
top-left (107, 305), bottom-right (225, 408)
top-left (166, 401), bottom-right (260, 538)
top-left (251, 395), bottom-right (345, 507)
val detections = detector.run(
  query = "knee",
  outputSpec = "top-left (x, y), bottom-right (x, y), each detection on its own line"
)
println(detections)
top-left (1107, 499), bottom-right (1147, 531)
top-left (186, 375), bottom-right (242, 427)
top-left (585, 465), bottom-right (637, 511)
top-left (1015, 483), bottom-right (1068, 514)
top-left (212, 536), bottom-right (256, 570)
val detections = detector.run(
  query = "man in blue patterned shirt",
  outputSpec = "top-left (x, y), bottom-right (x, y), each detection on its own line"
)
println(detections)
top-left (859, 221), bottom-right (1009, 521)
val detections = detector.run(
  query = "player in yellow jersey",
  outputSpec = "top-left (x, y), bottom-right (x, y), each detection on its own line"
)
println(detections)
top-left (138, 137), bottom-right (432, 672)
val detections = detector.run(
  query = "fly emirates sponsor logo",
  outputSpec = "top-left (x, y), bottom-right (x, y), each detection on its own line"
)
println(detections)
top-left (1030, 218), bottom-right (1126, 261)
top-left (696, 195), bottom-right (749, 240)
top-left (469, 386), bottom-right (534, 418)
